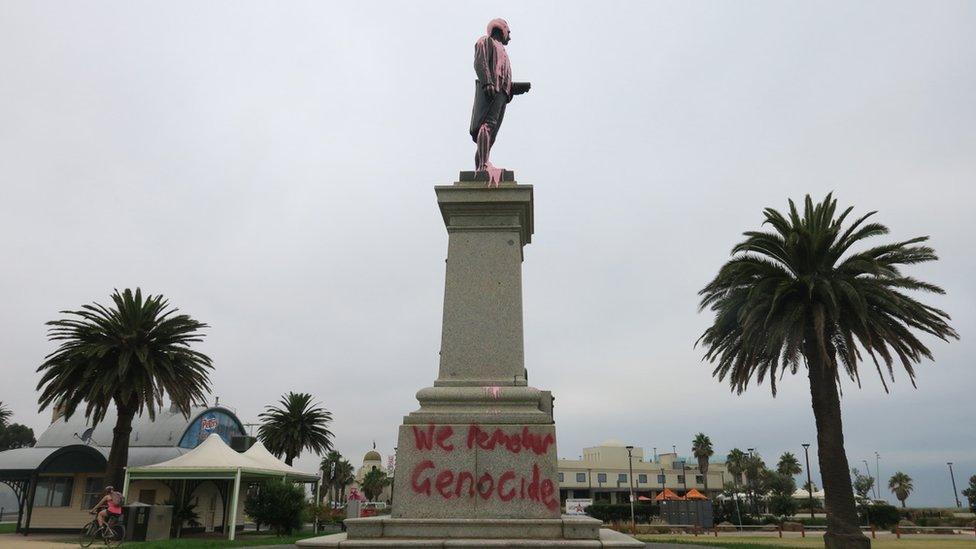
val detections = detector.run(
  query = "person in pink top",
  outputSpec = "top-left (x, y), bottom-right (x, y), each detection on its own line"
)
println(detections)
top-left (90, 486), bottom-right (124, 528)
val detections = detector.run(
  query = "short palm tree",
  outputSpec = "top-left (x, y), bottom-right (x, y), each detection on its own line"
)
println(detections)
top-left (692, 433), bottom-right (714, 494)
top-left (336, 459), bottom-right (355, 502)
top-left (360, 468), bottom-right (392, 502)
top-left (698, 194), bottom-right (958, 548)
top-left (320, 450), bottom-right (343, 504)
top-left (888, 472), bottom-right (913, 508)
top-left (258, 392), bottom-right (333, 465)
top-left (777, 452), bottom-right (803, 477)
top-left (37, 289), bottom-right (213, 487)
top-left (726, 448), bottom-right (747, 487)
top-left (0, 402), bottom-right (10, 426)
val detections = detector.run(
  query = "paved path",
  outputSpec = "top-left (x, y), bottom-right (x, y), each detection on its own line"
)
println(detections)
top-left (249, 545), bottom-right (713, 549)
top-left (0, 533), bottom-right (74, 548)
top-left (644, 543), bottom-right (715, 549)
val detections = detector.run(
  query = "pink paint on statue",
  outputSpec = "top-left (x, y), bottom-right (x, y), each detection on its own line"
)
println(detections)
top-left (483, 162), bottom-right (504, 187)
top-left (485, 385), bottom-right (502, 399)
top-left (483, 19), bottom-right (512, 97)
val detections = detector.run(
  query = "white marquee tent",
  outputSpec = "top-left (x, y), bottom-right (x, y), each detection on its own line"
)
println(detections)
top-left (124, 434), bottom-right (320, 540)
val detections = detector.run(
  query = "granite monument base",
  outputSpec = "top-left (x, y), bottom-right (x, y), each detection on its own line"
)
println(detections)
top-left (296, 518), bottom-right (643, 548)
top-left (296, 175), bottom-right (641, 548)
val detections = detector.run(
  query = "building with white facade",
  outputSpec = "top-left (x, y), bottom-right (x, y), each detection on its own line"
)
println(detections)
top-left (557, 440), bottom-right (728, 505)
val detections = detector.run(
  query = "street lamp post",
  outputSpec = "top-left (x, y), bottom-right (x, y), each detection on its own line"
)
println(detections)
top-left (948, 462), bottom-right (962, 508)
top-left (875, 452), bottom-right (882, 501)
top-left (625, 446), bottom-right (636, 534)
top-left (747, 448), bottom-right (756, 516)
top-left (802, 443), bottom-right (814, 519)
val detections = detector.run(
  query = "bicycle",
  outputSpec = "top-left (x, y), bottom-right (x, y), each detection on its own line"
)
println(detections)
top-left (79, 511), bottom-right (125, 547)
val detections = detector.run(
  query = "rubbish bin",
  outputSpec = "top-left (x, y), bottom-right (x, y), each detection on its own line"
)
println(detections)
top-left (124, 503), bottom-right (151, 541)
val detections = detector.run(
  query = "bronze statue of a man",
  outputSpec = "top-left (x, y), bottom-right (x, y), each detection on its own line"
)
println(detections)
top-left (469, 18), bottom-right (530, 186)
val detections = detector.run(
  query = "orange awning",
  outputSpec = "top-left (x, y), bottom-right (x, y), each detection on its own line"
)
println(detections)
top-left (655, 488), bottom-right (683, 501)
top-left (685, 489), bottom-right (708, 500)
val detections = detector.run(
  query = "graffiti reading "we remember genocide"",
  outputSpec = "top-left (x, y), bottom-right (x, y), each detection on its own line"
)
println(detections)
top-left (408, 425), bottom-right (559, 512)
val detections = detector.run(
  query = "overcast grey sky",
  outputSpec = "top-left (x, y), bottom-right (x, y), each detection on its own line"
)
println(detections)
top-left (1, 1), bottom-right (973, 507)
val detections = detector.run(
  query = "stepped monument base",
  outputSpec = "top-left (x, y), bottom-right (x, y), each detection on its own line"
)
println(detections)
top-left (299, 175), bottom-right (640, 548)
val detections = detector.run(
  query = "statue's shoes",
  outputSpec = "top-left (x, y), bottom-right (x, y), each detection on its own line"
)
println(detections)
top-left (480, 162), bottom-right (505, 187)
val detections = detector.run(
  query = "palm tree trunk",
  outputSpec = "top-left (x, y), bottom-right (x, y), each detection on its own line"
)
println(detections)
top-left (807, 344), bottom-right (870, 549)
top-left (700, 461), bottom-right (709, 495)
top-left (105, 402), bottom-right (136, 488)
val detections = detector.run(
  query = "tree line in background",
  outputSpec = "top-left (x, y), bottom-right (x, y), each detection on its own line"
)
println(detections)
top-left (685, 432), bottom-right (966, 534)
top-left (0, 401), bottom-right (36, 451)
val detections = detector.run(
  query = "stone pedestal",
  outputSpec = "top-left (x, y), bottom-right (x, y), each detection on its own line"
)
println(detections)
top-left (299, 175), bottom-right (641, 548)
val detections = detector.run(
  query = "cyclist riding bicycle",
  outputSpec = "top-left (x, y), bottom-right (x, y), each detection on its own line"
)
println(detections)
top-left (89, 486), bottom-right (124, 528)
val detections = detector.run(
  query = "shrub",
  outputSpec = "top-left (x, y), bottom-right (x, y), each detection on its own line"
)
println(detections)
top-left (861, 504), bottom-right (900, 529)
top-left (244, 481), bottom-right (306, 535)
top-left (768, 493), bottom-right (798, 520)
top-left (794, 516), bottom-right (828, 527)
top-left (585, 503), bottom-right (658, 524)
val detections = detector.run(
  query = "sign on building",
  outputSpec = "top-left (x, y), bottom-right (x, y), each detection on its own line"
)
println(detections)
top-left (565, 498), bottom-right (593, 515)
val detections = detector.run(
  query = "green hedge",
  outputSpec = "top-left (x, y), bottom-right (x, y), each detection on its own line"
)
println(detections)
top-left (585, 503), bottom-right (659, 524)
top-left (860, 504), bottom-right (900, 529)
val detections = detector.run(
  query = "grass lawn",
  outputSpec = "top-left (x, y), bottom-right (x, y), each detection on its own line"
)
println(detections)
top-left (638, 535), bottom-right (976, 549)
top-left (0, 523), bottom-right (16, 534)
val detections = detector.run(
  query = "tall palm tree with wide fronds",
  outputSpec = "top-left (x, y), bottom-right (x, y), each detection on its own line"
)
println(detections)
top-left (691, 433), bottom-right (714, 494)
top-left (777, 452), bottom-right (803, 477)
top-left (258, 392), bottom-right (333, 465)
top-left (37, 288), bottom-right (213, 487)
top-left (698, 194), bottom-right (958, 549)
top-left (888, 472), bottom-right (913, 508)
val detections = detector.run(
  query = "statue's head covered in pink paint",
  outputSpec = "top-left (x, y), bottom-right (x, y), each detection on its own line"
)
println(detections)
top-left (487, 18), bottom-right (511, 44)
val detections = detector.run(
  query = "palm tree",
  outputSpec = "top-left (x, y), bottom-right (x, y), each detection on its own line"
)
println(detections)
top-left (335, 459), bottom-right (355, 502)
top-left (37, 289), bottom-right (213, 487)
top-left (698, 194), bottom-right (958, 548)
top-left (691, 433), bottom-right (714, 494)
top-left (777, 452), bottom-right (803, 477)
top-left (0, 402), bottom-right (10, 426)
top-left (726, 448), bottom-right (747, 487)
top-left (743, 452), bottom-right (767, 515)
top-left (888, 472), bottom-right (913, 508)
top-left (258, 392), bottom-right (333, 465)
top-left (320, 450), bottom-right (343, 504)
top-left (360, 468), bottom-right (392, 502)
